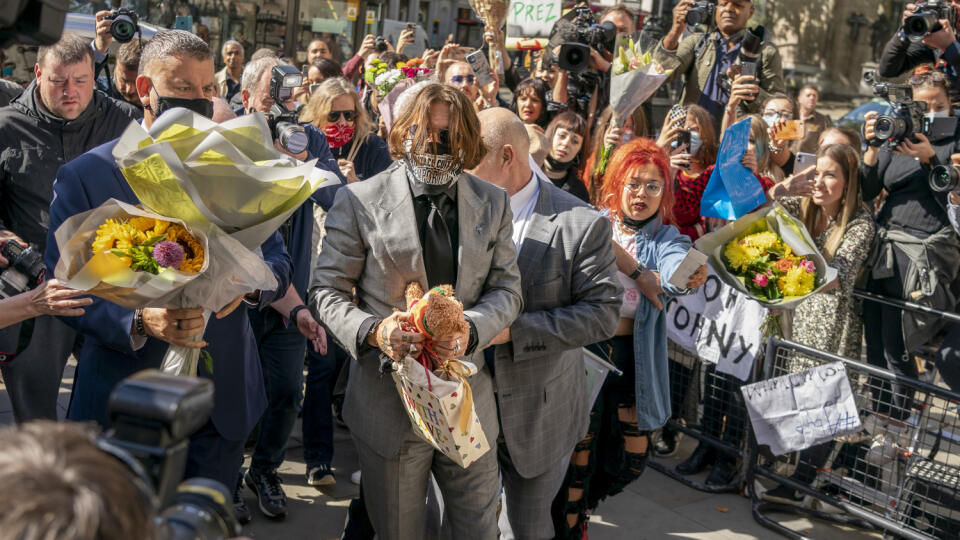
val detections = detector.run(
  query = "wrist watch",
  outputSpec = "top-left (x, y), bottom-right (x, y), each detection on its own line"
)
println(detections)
top-left (289, 304), bottom-right (309, 322)
top-left (628, 262), bottom-right (646, 280)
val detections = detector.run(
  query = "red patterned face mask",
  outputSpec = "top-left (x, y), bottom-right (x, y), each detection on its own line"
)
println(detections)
top-left (323, 123), bottom-right (355, 148)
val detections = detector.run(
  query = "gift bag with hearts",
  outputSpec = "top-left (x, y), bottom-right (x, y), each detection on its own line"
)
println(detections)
top-left (392, 355), bottom-right (490, 468)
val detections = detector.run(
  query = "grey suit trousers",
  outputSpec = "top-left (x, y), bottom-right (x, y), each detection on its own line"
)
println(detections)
top-left (498, 439), bottom-right (569, 540)
top-left (356, 428), bottom-right (500, 540)
top-left (0, 315), bottom-right (75, 422)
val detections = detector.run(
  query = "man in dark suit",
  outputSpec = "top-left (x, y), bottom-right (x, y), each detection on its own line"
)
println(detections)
top-left (470, 107), bottom-right (621, 539)
top-left (43, 30), bottom-right (292, 492)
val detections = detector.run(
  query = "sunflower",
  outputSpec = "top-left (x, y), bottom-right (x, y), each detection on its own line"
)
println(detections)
top-left (164, 223), bottom-right (204, 273)
top-left (777, 265), bottom-right (816, 297)
top-left (128, 216), bottom-right (171, 237)
top-left (91, 219), bottom-right (147, 265)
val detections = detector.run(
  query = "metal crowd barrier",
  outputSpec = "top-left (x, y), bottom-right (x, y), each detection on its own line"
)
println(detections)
top-left (747, 336), bottom-right (960, 540)
top-left (647, 341), bottom-right (757, 493)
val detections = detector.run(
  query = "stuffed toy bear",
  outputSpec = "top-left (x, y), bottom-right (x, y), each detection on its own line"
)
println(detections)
top-left (404, 282), bottom-right (470, 340)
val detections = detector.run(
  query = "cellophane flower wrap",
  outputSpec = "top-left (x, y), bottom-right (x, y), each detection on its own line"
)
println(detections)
top-left (365, 58), bottom-right (433, 97)
top-left (694, 204), bottom-right (839, 309)
top-left (56, 108), bottom-right (340, 376)
top-left (610, 38), bottom-right (673, 126)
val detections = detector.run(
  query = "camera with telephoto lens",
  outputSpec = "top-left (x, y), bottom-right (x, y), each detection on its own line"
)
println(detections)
top-left (686, 0), bottom-right (717, 26)
top-left (904, 0), bottom-right (958, 43)
top-left (864, 71), bottom-right (929, 146)
top-left (558, 6), bottom-right (618, 73)
top-left (0, 242), bottom-right (44, 299)
top-left (100, 370), bottom-right (240, 540)
top-left (930, 164), bottom-right (960, 192)
top-left (104, 8), bottom-right (141, 44)
top-left (266, 64), bottom-right (309, 155)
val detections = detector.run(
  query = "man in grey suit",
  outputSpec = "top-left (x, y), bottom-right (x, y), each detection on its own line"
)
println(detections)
top-left (309, 84), bottom-right (522, 540)
top-left (470, 108), bottom-right (622, 539)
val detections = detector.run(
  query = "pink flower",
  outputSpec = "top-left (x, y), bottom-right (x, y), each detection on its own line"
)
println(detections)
top-left (153, 241), bottom-right (185, 269)
top-left (753, 273), bottom-right (769, 287)
top-left (801, 260), bottom-right (816, 274)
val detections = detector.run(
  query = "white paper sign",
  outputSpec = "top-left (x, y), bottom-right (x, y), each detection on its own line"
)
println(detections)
top-left (667, 248), bottom-right (708, 290)
top-left (741, 362), bottom-right (862, 455)
top-left (382, 20), bottom-right (430, 58)
top-left (665, 268), bottom-right (767, 381)
top-left (507, 0), bottom-right (562, 38)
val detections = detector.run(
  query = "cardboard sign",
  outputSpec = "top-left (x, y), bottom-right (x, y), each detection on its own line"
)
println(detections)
top-left (741, 361), bottom-right (862, 455)
top-left (665, 268), bottom-right (767, 381)
top-left (507, 0), bottom-right (561, 38)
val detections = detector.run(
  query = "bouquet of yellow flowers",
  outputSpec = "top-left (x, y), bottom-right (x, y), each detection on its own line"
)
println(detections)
top-left (695, 204), bottom-right (838, 309)
top-left (92, 216), bottom-right (204, 275)
top-left (723, 227), bottom-right (818, 301)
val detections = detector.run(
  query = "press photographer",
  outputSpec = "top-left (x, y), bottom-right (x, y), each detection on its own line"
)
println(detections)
top-left (549, 5), bottom-right (618, 117)
top-left (879, 1), bottom-right (960, 105)
top-left (0, 372), bottom-right (253, 540)
top-left (92, 9), bottom-right (145, 111)
top-left (238, 55), bottom-right (343, 521)
top-left (861, 67), bottom-right (960, 424)
top-left (655, 0), bottom-right (785, 123)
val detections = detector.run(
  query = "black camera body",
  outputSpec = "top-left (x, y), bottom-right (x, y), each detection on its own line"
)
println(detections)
top-left (266, 65), bottom-right (308, 155)
top-left (0, 242), bottom-right (44, 299)
top-left (102, 370), bottom-right (240, 540)
top-left (104, 8), bottom-right (140, 44)
top-left (865, 71), bottom-right (930, 146)
top-left (686, 0), bottom-right (717, 26)
top-left (558, 6), bottom-right (617, 73)
top-left (904, 0), bottom-right (957, 42)
top-left (374, 35), bottom-right (388, 53)
top-left (930, 164), bottom-right (960, 192)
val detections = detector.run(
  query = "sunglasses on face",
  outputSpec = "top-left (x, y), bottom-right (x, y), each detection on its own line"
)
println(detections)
top-left (328, 110), bottom-right (357, 122)
top-left (450, 74), bottom-right (476, 85)
top-left (409, 125), bottom-right (452, 146)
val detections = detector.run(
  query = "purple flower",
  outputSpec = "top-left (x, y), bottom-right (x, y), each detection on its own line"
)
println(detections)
top-left (153, 241), bottom-right (185, 269)
top-left (801, 260), bottom-right (816, 274)
top-left (753, 273), bottom-right (769, 287)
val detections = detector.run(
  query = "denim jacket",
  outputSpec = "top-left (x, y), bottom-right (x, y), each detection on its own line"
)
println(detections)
top-left (624, 215), bottom-right (697, 431)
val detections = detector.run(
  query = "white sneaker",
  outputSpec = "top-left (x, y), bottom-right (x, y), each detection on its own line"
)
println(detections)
top-left (351, 469), bottom-right (361, 485)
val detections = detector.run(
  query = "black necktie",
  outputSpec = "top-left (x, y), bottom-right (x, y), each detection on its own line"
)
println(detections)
top-left (422, 193), bottom-right (457, 287)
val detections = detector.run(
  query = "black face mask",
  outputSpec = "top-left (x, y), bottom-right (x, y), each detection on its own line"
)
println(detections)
top-left (545, 154), bottom-right (576, 172)
top-left (150, 86), bottom-right (213, 119)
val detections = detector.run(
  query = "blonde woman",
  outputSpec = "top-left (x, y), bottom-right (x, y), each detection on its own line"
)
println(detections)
top-left (301, 77), bottom-right (392, 183)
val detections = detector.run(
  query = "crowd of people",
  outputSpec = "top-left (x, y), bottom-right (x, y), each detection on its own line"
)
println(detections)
top-left (2, 1), bottom-right (960, 539)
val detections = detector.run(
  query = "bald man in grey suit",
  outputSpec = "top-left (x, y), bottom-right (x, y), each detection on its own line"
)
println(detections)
top-left (310, 85), bottom-right (522, 539)
top-left (470, 108), bottom-right (621, 539)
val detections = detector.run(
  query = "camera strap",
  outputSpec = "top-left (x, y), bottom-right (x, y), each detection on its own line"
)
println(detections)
top-left (0, 317), bottom-right (35, 364)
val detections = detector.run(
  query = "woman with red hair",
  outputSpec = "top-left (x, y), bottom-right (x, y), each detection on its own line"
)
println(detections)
top-left (552, 138), bottom-right (708, 540)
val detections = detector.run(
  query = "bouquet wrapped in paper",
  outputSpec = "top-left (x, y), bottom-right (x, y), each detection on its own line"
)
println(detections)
top-left (364, 58), bottom-right (433, 97)
top-left (54, 108), bottom-right (340, 375)
top-left (694, 204), bottom-right (838, 309)
top-left (609, 39), bottom-right (673, 127)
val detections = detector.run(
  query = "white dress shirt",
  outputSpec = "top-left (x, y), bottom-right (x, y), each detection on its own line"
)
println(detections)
top-left (948, 197), bottom-right (960, 236)
top-left (510, 173), bottom-right (540, 249)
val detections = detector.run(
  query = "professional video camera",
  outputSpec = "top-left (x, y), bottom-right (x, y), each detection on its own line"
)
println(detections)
top-left (904, 0), bottom-right (958, 43)
top-left (0, 242), bottom-right (44, 300)
top-left (557, 6), bottom-right (617, 74)
top-left (686, 0), bottom-right (716, 27)
top-left (930, 164), bottom-right (960, 192)
top-left (864, 71), bottom-right (930, 146)
top-left (104, 8), bottom-right (141, 44)
top-left (266, 64), bottom-right (309, 155)
top-left (101, 370), bottom-right (240, 539)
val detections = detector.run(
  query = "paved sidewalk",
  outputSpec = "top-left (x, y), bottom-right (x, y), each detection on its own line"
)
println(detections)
top-left (0, 361), bottom-right (878, 540)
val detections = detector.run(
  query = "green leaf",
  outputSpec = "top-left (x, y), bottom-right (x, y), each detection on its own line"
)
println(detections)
top-left (200, 349), bottom-right (214, 374)
top-left (141, 233), bottom-right (167, 248)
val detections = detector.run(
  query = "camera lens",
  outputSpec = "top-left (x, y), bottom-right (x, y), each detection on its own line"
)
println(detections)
top-left (277, 122), bottom-right (308, 155)
top-left (685, 10), bottom-right (703, 26)
top-left (904, 12), bottom-right (938, 41)
top-left (930, 164), bottom-right (960, 192)
top-left (110, 15), bottom-right (137, 43)
top-left (874, 115), bottom-right (899, 141)
top-left (157, 478), bottom-right (238, 540)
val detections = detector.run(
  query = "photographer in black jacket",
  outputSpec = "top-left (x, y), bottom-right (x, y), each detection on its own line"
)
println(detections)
top-left (879, 1), bottom-right (960, 105)
top-left (0, 34), bottom-right (140, 424)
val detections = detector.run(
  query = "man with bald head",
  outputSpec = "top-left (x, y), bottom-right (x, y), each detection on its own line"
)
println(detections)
top-left (469, 108), bottom-right (621, 539)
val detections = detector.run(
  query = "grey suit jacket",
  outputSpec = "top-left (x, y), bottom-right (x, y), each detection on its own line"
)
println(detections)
top-left (491, 180), bottom-right (621, 479)
top-left (309, 162), bottom-right (523, 458)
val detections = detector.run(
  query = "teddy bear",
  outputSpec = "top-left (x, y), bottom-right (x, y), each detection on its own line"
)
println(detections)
top-left (404, 282), bottom-right (470, 341)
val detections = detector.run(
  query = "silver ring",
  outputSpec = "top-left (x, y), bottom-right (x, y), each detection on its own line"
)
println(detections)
top-left (409, 344), bottom-right (416, 354)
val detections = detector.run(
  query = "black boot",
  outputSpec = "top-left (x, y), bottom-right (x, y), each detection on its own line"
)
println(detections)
top-left (705, 457), bottom-right (738, 487)
top-left (676, 442), bottom-right (715, 475)
top-left (654, 427), bottom-right (679, 457)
